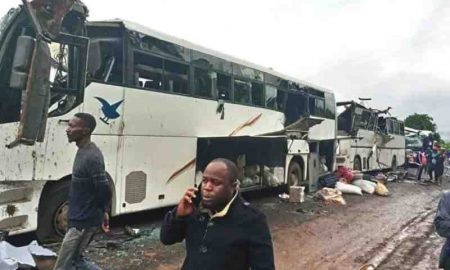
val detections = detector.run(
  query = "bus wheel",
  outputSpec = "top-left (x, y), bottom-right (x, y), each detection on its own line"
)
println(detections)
top-left (353, 156), bottom-right (362, 171)
top-left (37, 180), bottom-right (70, 243)
top-left (287, 161), bottom-right (303, 187)
top-left (391, 156), bottom-right (397, 171)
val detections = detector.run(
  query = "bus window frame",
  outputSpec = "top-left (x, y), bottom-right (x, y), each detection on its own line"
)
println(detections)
top-left (308, 95), bottom-right (326, 119)
top-left (251, 81), bottom-right (264, 107)
top-left (132, 49), bottom-right (165, 91)
top-left (264, 84), bottom-right (278, 110)
top-left (192, 66), bottom-right (215, 99)
top-left (399, 122), bottom-right (405, 135)
top-left (216, 71), bottom-right (233, 101)
top-left (393, 120), bottom-right (400, 135)
top-left (191, 49), bottom-right (232, 74)
top-left (86, 24), bottom-right (127, 87)
top-left (367, 112), bottom-right (377, 131)
top-left (233, 76), bottom-right (252, 105)
top-left (130, 48), bottom-right (192, 96)
top-left (358, 109), bottom-right (371, 130)
top-left (285, 89), bottom-right (308, 125)
top-left (163, 58), bottom-right (190, 95)
top-left (386, 119), bottom-right (394, 134)
top-left (121, 27), bottom-right (337, 115)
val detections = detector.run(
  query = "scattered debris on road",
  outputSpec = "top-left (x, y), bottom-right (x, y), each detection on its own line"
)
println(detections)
top-left (0, 240), bottom-right (56, 270)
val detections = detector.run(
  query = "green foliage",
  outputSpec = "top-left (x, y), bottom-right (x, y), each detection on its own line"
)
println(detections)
top-left (433, 132), bottom-right (442, 143)
top-left (441, 141), bottom-right (450, 150)
top-left (405, 113), bottom-right (436, 132)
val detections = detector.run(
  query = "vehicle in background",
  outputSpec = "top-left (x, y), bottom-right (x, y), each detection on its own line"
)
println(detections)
top-left (336, 100), bottom-right (405, 172)
top-left (404, 127), bottom-right (432, 166)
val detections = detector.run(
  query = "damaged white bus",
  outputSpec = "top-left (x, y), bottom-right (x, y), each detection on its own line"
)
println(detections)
top-left (336, 100), bottom-right (405, 172)
top-left (0, 0), bottom-right (336, 242)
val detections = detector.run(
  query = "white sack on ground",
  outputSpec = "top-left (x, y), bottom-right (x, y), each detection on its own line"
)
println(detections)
top-left (336, 181), bottom-right (363, 195)
top-left (352, 180), bottom-right (376, 194)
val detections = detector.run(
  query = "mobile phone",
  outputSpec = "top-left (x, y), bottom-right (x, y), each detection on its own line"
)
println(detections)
top-left (192, 184), bottom-right (202, 207)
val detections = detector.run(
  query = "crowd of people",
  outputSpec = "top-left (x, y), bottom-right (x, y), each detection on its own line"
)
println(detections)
top-left (417, 133), bottom-right (449, 185)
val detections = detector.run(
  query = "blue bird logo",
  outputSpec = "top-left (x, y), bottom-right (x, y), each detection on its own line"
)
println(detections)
top-left (94, 97), bottom-right (124, 125)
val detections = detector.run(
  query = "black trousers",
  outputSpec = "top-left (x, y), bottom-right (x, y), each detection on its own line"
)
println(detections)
top-left (417, 166), bottom-right (425, 180)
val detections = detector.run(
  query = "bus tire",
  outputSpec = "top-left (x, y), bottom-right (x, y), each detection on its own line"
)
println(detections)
top-left (391, 156), bottom-right (397, 171)
top-left (36, 179), bottom-right (71, 243)
top-left (287, 160), bottom-right (304, 188)
top-left (353, 156), bottom-right (362, 171)
top-left (37, 174), bottom-right (114, 243)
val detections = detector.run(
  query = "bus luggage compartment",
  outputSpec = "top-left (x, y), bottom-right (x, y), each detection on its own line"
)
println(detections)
top-left (195, 136), bottom-right (287, 190)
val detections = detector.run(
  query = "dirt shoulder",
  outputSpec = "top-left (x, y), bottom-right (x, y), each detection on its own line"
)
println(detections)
top-left (42, 180), bottom-right (446, 270)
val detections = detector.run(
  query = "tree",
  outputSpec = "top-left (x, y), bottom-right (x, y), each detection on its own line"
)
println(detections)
top-left (433, 132), bottom-right (442, 143)
top-left (442, 141), bottom-right (450, 150)
top-left (404, 113), bottom-right (436, 132)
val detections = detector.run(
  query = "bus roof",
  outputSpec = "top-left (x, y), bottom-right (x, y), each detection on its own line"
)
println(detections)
top-left (88, 19), bottom-right (333, 94)
top-left (337, 100), bottom-right (403, 122)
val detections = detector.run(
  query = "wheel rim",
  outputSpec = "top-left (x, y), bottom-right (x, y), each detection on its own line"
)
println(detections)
top-left (53, 202), bottom-right (69, 237)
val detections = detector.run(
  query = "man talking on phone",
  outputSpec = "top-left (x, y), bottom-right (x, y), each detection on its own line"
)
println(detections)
top-left (160, 158), bottom-right (275, 270)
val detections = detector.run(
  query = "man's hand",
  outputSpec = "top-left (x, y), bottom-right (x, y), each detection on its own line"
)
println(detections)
top-left (176, 187), bottom-right (198, 217)
top-left (101, 212), bottom-right (110, 233)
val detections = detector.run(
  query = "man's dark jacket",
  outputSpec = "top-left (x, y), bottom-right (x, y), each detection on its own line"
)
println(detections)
top-left (435, 191), bottom-right (450, 269)
top-left (160, 194), bottom-right (275, 270)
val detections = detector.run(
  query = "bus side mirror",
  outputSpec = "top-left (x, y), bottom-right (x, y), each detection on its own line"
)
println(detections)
top-left (7, 38), bottom-right (52, 148)
top-left (9, 36), bottom-right (35, 89)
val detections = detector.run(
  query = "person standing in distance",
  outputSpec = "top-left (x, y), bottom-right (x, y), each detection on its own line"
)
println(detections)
top-left (423, 133), bottom-right (434, 151)
top-left (160, 158), bottom-right (275, 270)
top-left (53, 113), bottom-right (112, 270)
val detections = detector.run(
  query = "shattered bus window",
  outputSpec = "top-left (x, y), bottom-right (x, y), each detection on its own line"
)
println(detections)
top-left (265, 85), bottom-right (277, 109)
top-left (285, 92), bottom-right (307, 125)
top-left (251, 82), bottom-right (264, 107)
top-left (234, 79), bottom-right (251, 104)
top-left (87, 25), bottom-right (124, 85)
top-left (134, 52), bottom-right (164, 90)
top-left (87, 39), bottom-right (123, 84)
top-left (217, 73), bottom-right (231, 100)
top-left (132, 32), bottom-right (190, 62)
top-left (192, 50), bottom-right (232, 73)
top-left (194, 68), bottom-right (214, 98)
top-left (48, 41), bottom-right (78, 117)
top-left (163, 59), bottom-right (189, 94)
top-left (359, 110), bottom-right (371, 129)
top-left (324, 92), bottom-right (336, 119)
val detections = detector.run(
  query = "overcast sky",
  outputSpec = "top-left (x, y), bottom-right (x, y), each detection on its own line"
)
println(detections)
top-left (1, 0), bottom-right (449, 139)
